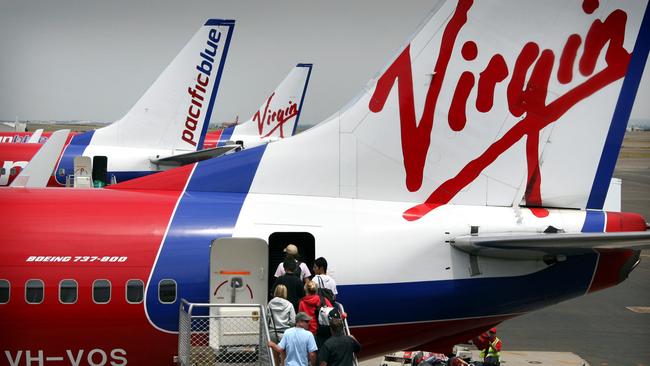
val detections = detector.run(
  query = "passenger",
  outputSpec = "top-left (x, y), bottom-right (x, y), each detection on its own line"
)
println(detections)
top-left (312, 257), bottom-right (338, 301)
top-left (472, 328), bottom-right (501, 366)
top-left (318, 318), bottom-right (360, 366)
top-left (268, 284), bottom-right (296, 366)
top-left (268, 312), bottom-right (318, 366)
top-left (273, 259), bottom-right (306, 311)
top-left (274, 244), bottom-right (312, 283)
top-left (299, 280), bottom-right (333, 349)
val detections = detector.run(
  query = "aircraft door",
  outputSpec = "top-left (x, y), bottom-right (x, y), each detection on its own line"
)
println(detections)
top-left (209, 237), bottom-right (269, 352)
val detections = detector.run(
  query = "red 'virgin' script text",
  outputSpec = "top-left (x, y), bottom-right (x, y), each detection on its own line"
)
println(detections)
top-left (253, 92), bottom-right (299, 138)
top-left (368, 0), bottom-right (631, 221)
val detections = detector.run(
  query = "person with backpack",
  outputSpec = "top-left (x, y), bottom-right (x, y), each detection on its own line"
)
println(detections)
top-left (299, 280), bottom-right (334, 350)
top-left (318, 318), bottom-right (360, 366)
top-left (273, 258), bottom-right (306, 311)
top-left (312, 257), bottom-right (338, 301)
top-left (274, 244), bottom-right (312, 283)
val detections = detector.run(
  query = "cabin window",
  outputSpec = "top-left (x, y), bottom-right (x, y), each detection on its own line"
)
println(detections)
top-left (126, 279), bottom-right (144, 304)
top-left (59, 279), bottom-right (78, 304)
top-left (158, 279), bottom-right (176, 304)
top-left (0, 280), bottom-right (9, 304)
top-left (26, 279), bottom-right (44, 304)
top-left (93, 279), bottom-right (111, 304)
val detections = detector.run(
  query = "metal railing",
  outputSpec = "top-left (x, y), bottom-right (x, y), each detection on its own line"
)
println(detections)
top-left (337, 302), bottom-right (359, 366)
top-left (178, 300), bottom-right (275, 366)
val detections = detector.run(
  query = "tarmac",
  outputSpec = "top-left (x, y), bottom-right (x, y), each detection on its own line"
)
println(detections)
top-left (360, 351), bottom-right (590, 366)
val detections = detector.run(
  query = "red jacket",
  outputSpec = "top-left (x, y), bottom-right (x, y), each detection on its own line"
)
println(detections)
top-left (298, 294), bottom-right (332, 334)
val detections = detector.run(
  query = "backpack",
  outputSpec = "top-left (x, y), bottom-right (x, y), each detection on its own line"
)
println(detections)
top-left (293, 261), bottom-right (302, 279)
top-left (315, 276), bottom-right (336, 305)
top-left (316, 293), bottom-right (335, 328)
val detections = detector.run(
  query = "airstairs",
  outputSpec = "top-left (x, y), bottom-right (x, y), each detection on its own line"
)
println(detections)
top-left (178, 301), bottom-right (275, 366)
top-left (178, 300), bottom-right (358, 366)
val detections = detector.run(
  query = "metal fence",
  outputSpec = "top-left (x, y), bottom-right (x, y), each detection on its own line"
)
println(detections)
top-left (179, 300), bottom-right (275, 366)
top-left (337, 303), bottom-right (359, 366)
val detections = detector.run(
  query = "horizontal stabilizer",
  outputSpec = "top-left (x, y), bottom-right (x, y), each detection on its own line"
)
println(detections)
top-left (151, 144), bottom-right (241, 166)
top-left (11, 129), bottom-right (69, 188)
top-left (451, 231), bottom-right (650, 260)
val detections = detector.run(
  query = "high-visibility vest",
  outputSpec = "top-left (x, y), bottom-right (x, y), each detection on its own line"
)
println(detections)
top-left (479, 337), bottom-right (501, 360)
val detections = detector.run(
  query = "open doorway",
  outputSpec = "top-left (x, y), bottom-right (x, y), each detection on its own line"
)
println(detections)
top-left (267, 232), bottom-right (315, 292)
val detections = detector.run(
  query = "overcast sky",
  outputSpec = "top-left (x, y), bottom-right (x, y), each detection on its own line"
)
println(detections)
top-left (1, 0), bottom-right (649, 126)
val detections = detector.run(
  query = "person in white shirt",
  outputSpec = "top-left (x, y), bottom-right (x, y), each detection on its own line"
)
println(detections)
top-left (312, 257), bottom-right (338, 300)
top-left (274, 244), bottom-right (312, 283)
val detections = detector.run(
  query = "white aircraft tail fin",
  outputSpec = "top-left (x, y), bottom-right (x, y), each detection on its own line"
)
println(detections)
top-left (27, 129), bottom-right (43, 143)
top-left (251, 0), bottom-right (649, 221)
top-left (11, 129), bottom-right (69, 188)
top-left (223, 63), bottom-right (312, 146)
top-left (92, 19), bottom-right (235, 151)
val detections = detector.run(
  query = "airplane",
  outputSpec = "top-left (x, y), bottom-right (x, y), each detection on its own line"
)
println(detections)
top-left (0, 61), bottom-right (312, 150)
top-left (0, 20), bottom-right (311, 186)
top-left (0, 19), bottom-right (235, 187)
top-left (1, 0), bottom-right (649, 365)
top-left (0, 131), bottom-right (49, 144)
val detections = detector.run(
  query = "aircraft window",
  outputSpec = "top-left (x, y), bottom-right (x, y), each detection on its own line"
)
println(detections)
top-left (93, 279), bottom-right (111, 304)
top-left (59, 279), bottom-right (78, 304)
top-left (25, 279), bottom-right (44, 304)
top-left (0, 280), bottom-right (9, 304)
top-left (126, 279), bottom-right (144, 304)
top-left (158, 279), bottom-right (176, 304)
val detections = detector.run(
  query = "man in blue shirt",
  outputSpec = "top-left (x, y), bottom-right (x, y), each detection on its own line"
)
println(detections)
top-left (269, 312), bottom-right (318, 366)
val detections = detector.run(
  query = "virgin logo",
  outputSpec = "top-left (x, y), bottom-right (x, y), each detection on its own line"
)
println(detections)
top-left (253, 92), bottom-right (299, 138)
top-left (368, 0), bottom-right (632, 221)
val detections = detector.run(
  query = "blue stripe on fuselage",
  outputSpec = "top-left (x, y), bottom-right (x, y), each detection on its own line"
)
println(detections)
top-left (145, 146), bottom-right (267, 332)
top-left (339, 252), bottom-right (597, 326)
top-left (55, 131), bottom-right (95, 185)
top-left (143, 146), bottom-right (599, 331)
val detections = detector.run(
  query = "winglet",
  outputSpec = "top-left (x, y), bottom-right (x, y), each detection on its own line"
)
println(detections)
top-left (27, 129), bottom-right (43, 143)
top-left (11, 129), bottom-right (70, 188)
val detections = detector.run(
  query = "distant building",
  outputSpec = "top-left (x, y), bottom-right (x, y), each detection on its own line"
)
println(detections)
top-left (220, 115), bottom-right (239, 129)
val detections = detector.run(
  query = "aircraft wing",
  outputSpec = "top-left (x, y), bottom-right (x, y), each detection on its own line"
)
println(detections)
top-left (151, 145), bottom-right (241, 167)
top-left (451, 231), bottom-right (650, 260)
top-left (10, 129), bottom-right (69, 188)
